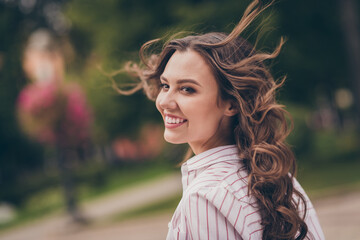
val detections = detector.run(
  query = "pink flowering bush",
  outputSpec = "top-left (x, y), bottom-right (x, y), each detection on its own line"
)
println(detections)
top-left (17, 81), bottom-right (92, 147)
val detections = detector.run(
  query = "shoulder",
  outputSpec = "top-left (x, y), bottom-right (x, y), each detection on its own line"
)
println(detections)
top-left (182, 165), bottom-right (263, 238)
top-left (187, 162), bottom-right (252, 203)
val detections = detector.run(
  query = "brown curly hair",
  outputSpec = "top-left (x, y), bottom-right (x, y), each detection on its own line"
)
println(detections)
top-left (111, 0), bottom-right (310, 239)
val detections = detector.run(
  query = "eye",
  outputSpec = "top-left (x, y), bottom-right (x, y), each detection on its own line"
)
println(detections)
top-left (180, 86), bottom-right (196, 94)
top-left (160, 83), bottom-right (169, 91)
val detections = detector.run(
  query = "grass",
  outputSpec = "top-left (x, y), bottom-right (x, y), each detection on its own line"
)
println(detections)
top-left (112, 193), bottom-right (182, 222)
top-left (297, 158), bottom-right (360, 198)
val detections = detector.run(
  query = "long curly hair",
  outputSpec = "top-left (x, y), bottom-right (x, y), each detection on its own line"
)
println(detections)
top-left (112, 0), bottom-right (309, 239)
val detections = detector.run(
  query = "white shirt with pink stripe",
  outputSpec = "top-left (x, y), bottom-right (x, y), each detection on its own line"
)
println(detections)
top-left (166, 145), bottom-right (325, 240)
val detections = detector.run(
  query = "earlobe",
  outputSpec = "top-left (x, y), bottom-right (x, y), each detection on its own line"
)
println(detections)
top-left (224, 101), bottom-right (238, 116)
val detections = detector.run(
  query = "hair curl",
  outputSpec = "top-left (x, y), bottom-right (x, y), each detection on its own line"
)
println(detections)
top-left (113, 0), bottom-right (310, 239)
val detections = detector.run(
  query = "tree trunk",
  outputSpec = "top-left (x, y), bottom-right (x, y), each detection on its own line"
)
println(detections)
top-left (338, 0), bottom-right (360, 128)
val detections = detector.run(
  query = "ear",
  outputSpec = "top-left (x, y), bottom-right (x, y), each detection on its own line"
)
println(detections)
top-left (224, 100), bottom-right (238, 117)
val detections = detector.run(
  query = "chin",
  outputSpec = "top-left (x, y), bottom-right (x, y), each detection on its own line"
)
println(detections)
top-left (163, 133), bottom-right (186, 144)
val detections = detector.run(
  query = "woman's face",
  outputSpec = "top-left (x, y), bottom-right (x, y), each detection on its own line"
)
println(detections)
top-left (156, 49), bottom-right (235, 154)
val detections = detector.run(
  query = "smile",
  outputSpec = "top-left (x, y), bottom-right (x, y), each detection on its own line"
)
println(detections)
top-left (164, 115), bottom-right (187, 128)
top-left (165, 116), bottom-right (186, 124)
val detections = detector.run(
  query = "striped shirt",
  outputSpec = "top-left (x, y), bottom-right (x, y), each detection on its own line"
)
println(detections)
top-left (166, 145), bottom-right (325, 240)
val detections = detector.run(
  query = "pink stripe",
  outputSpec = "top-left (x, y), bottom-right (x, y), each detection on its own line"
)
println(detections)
top-left (190, 147), bottom-right (236, 165)
top-left (196, 193), bottom-right (200, 240)
top-left (206, 200), bottom-right (209, 240)
top-left (239, 194), bottom-right (249, 201)
top-left (207, 174), bottom-right (227, 178)
top-left (247, 219), bottom-right (261, 227)
top-left (211, 188), bottom-right (220, 203)
top-left (173, 212), bottom-right (179, 228)
top-left (219, 191), bottom-right (229, 211)
top-left (240, 210), bottom-right (259, 235)
top-left (225, 218), bottom-right (229, 240)
top-left (187, 172), bottom-right (189, 186)
top-left (204, 158), bottom-right (239, 168)
top-left (235, 185), bottom-right (247, 193)
top-left (243, 200), bottom-right (258, 210)
top-left (249, 228), bottom-right (263, 240)
top-left (207, 166), bottom-right (234, 171)
top-left (220, 161), bottom-right (239, 166)
top-left (230, 176), bottom-right (248, 186)
top-left (204, 191), bottom-right (209, 199)
top-left (185, 216), bottom-right (190, 240)
top-left (234, 205), bottom-right (242, 227)
top-left (206, 170), bottom-right (232, 174)
top-left (192, 179), bottom-right (220, 186)
top-left (223, 171), bottom-right (238, 180)
top-left (188, 197), bottom-right (194, 240)
top-left (226, 196), bottom-right (235, 218)
top-left (215, 208), bottom-right (219, 240)
top-left (185, 179), bottom-right (220, 198)
top-left (195, 155), bottom-right (239, 169)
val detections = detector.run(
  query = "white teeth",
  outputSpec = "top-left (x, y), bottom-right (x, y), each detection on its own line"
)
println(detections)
top-left (165, 116), bottom-right (186, 124)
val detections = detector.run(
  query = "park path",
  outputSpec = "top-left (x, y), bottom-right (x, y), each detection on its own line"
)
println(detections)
top-left (0, 172), bottom-right (359, 240)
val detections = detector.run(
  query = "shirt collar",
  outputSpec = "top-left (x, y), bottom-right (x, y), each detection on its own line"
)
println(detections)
top-left (182, 145), bottom-right (239, 172)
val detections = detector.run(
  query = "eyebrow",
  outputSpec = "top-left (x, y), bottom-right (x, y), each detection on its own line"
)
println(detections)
top-left (160, 75), bottom-right (202, 87)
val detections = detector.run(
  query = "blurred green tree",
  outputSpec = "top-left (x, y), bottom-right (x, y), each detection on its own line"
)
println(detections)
top-left (65, 0), bottom-right (358, 106)
top-left (65, 0), bottom-right (360, 161)
top-left (0, 0), bottom-right (68, 206)
top-left (0, 1), bottom-right (43, 205)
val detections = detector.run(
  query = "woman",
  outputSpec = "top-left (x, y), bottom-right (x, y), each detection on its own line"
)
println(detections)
top-left (115, 0), bottom-right (325, 239)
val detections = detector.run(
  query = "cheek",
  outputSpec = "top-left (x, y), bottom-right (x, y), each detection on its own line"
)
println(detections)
top-left (155, 94), bottom-right (162, 113)
top-left (185, 101), bottom-right (219, 129)
top-left (191, 99), bottom-right (223, 123)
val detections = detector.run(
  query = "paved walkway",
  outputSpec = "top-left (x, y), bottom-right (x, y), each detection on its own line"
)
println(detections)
top-left (314, 190), bottom-right (360, 240)
top-left (1, 173), bottom-right (359, 240)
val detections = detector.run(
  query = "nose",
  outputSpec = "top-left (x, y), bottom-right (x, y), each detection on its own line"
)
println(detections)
top-left (157, 91), bottom-right (177, 110)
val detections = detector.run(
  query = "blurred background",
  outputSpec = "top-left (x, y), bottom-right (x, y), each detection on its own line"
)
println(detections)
top-left (0, 0), bottom-right (359, 239)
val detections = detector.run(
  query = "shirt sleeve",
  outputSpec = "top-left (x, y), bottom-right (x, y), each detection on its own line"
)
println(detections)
top-left (184, 191), bottom-right (243, 240)
top-left (182, 186), bottom-right (265, 240)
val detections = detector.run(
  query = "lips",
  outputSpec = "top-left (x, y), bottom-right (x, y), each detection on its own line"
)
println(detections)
top-left (164, 114), bottom-right (187, 128)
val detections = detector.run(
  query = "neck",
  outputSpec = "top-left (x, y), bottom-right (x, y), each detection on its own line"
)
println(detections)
top-left (189, 116), bottom-right (235, 155)
top-left (189, 134), bottom-right (235, 155)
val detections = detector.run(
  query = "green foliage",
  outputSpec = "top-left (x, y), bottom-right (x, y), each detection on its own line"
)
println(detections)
top-left (0, 3), bottom-right (45, 206)
top-left (287, 103), bottom-right (360, 162)
top-left (275, 0), bottom-right (350, 103)
top-left (68, 69), bottom-right (160, 142)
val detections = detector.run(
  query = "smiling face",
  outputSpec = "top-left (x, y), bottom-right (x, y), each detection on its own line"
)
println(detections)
top-left (155, 49), bottom-right (236, 154)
